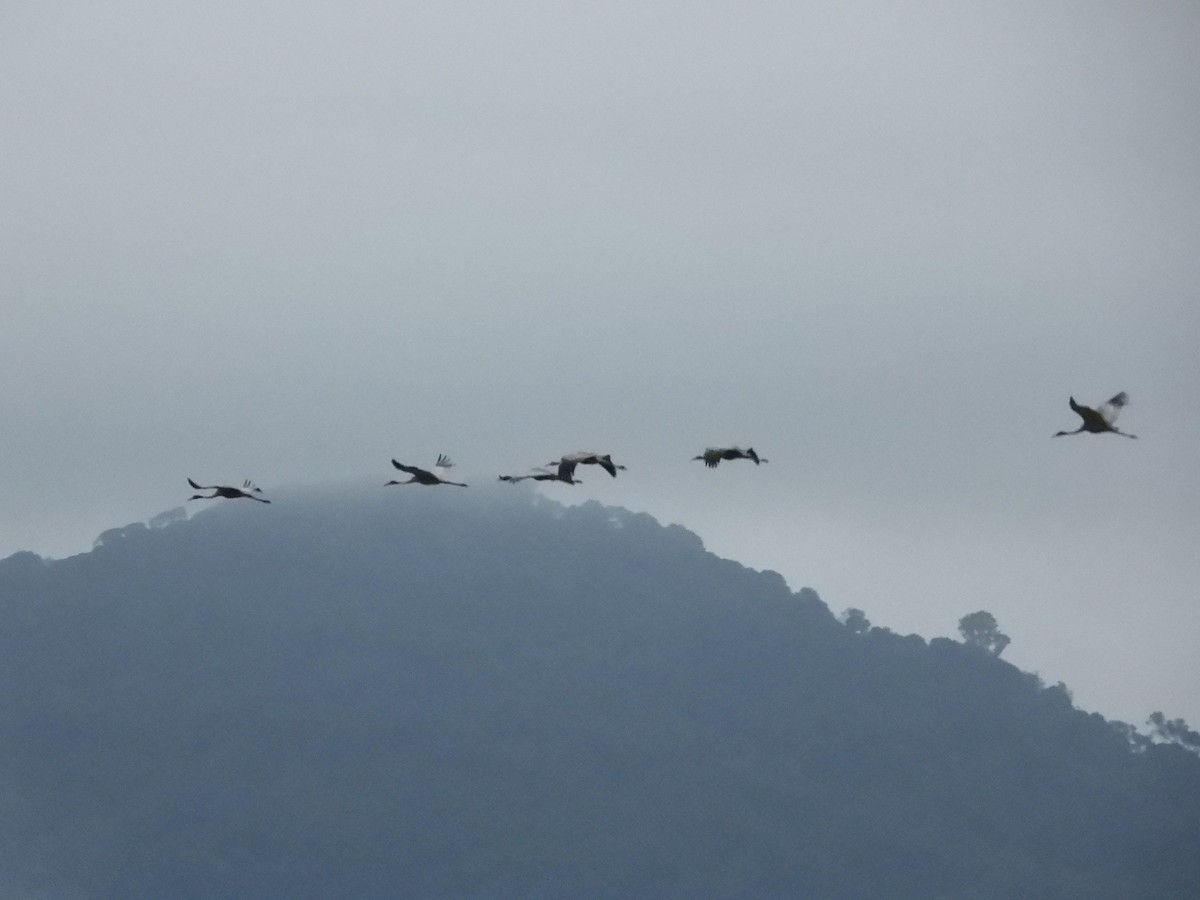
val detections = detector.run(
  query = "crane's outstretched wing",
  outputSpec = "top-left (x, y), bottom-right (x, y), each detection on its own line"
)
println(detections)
top-left (593, 454), bottom-right (618, 477)
top-left (1098, 392), bottom-right (1129, 426)
top-left (556, 452), bottom-right (620, 477)
top-left (392, 460), bottom-right (431, 478)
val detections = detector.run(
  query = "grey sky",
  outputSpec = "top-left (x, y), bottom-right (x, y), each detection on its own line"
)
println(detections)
top-left (3, 2), bottom-right (1198, 725)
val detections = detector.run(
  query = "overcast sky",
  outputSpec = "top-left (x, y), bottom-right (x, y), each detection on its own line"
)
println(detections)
top-left (3, 1), bottom-right (1198, 727)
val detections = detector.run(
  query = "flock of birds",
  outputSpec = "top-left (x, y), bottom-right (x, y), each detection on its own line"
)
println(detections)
top-left (186, 393), bottom-right (1134, 504)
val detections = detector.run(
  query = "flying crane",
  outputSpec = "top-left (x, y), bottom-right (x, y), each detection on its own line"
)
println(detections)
top-left (386, 454), bottom-right (468, 487)
top-left (187, 478), bottom-right (271, 503)
top-left (691, 447), bottom-right (768, 468)
top-left (1053, 393), bottom-right (1137, 439)
top-left (547, 452), bottom-right (626, 480)
top-left (498, 468), bottom-right (584, 485)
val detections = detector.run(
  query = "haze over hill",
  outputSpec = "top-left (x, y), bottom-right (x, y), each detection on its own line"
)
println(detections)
top-left (4, 1), bottom-right (1199, 741)
top-left (1, 485), bottom-right (1197, 898)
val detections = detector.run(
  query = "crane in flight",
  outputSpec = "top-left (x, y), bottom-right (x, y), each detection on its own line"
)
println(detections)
top-left (691, 447), bottom-right (768, 468)
top-left (547, 452), bottom-right (626, 480)
top-left (187, 479), bottom-right (271, 503)
top-left (386, 454), bottom-right (468, 487)
top-left (1053, 393), bottom-right (1137, 439)
top-left (499, 466), bottom-right (583, 485)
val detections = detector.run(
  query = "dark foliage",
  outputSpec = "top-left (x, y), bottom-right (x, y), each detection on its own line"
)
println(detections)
top-left (1, 485), bottom-right (1197, 898)
top-left (1149, 712), bottom-right (1200, 753)
top-left (958, 610), bottom-right (1011, 657)
top-left (841, 607), bottom-right (871, 635)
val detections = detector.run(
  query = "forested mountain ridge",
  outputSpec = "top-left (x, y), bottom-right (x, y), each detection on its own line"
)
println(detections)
top-left (2, 484), bottom-right (1197, 899)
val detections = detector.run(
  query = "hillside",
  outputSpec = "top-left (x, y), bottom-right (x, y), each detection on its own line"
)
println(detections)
top-left (1, 484), bottom-right (1197, 898)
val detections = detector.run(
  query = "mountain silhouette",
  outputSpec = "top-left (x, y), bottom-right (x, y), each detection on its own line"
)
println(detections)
top-left (1, 483), bottom-right (1196, 898)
